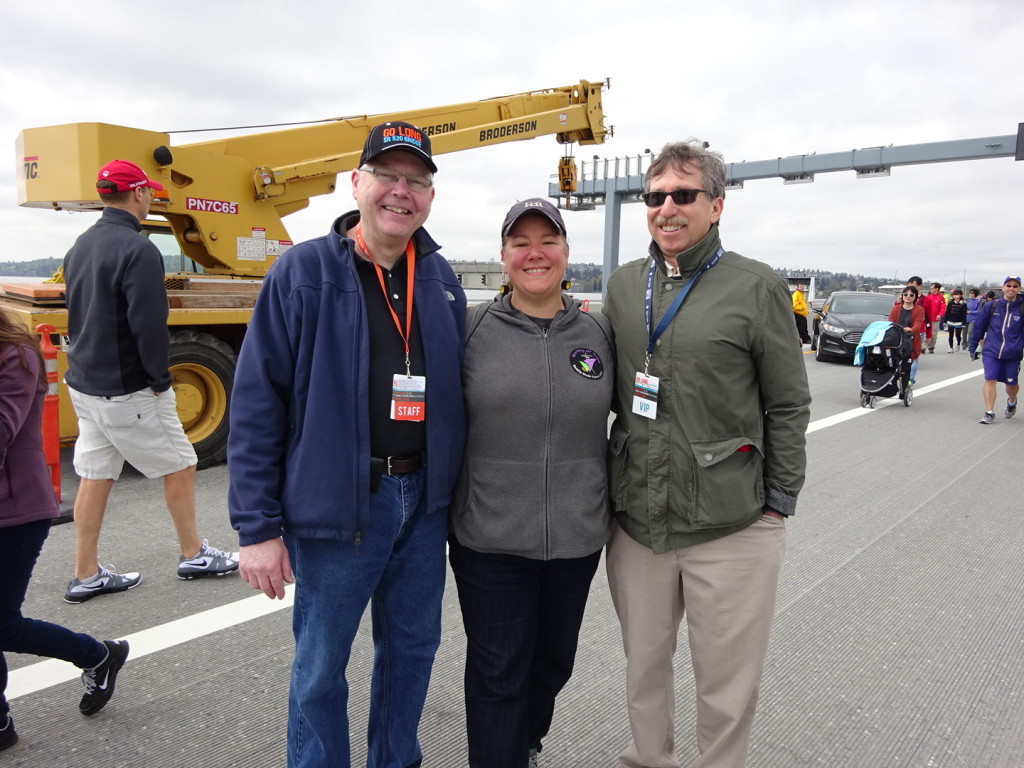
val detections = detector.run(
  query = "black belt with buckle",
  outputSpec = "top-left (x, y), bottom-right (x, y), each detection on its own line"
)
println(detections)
top-left (370, 453), bottom-right (424, 491)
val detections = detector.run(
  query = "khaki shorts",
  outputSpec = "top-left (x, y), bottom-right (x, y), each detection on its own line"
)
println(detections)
top-left (68, 385), bottom-right (198, 480)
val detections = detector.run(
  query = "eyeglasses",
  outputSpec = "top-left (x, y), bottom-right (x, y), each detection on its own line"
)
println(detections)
top-left (640, 188), bottom-right (710, 208)
top-left (359, 166), bottom-right (433, 193)
top-left (901, 292), bottom-right (917, 297)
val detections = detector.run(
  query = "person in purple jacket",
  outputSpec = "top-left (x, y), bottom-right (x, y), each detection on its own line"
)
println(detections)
top-left (968, 276), bottom-right (1024, 424)
top-left (0, 309), bottom-right (129, 752)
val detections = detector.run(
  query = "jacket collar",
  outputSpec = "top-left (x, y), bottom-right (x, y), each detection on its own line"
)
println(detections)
top-left (647, 224), bottom-right (723, 279)
top-left (488, 291), bottom-right (578, 325)
top-left (99, 206), bottom-right (143, 232)
top-left (330, 209), bottom-right (441, 261)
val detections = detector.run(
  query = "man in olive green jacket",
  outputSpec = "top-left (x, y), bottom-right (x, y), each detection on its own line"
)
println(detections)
top-left (603, 140), bottom-right (811, 768)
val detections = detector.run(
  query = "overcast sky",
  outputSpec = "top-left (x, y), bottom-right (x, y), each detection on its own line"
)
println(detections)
top-left (1, 0), bottom-right (1021, 287)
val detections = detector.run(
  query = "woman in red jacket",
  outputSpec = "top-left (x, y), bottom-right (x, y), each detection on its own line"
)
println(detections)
top-left (888, 285), bottom-right (926, 386)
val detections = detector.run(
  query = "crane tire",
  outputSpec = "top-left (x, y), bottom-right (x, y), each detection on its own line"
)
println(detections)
top-left (169, 330), bottom-right (236, 469)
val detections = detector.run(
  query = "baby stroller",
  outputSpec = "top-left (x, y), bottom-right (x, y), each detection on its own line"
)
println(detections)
top-left (854, 321), bottom-right (913, 408)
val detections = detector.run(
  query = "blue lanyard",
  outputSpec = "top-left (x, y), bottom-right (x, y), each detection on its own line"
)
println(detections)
top-left (644, 248), bottom-right (723, 362)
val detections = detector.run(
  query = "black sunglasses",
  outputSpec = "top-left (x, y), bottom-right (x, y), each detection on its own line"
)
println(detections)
top-left (641, 188), bottom-right (710, 208)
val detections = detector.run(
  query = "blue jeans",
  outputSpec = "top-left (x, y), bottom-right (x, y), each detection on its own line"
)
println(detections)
top-left (284, 469), bottom-right (445, 768)
top-left (449, 536), bottom-right (601, 768)
top-left (1, 519), bottom-right (106, 719)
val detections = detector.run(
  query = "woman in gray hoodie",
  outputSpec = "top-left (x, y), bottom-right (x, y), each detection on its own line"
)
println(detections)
top-left (449, 199), bottom-right (615, 768)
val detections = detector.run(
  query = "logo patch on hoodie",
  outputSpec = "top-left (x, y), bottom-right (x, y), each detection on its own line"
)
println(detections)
top-left (570, 348), bottom-right (604, 379)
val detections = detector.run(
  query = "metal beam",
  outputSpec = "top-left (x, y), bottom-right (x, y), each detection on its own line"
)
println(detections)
top-left (548, 132), bottom-right (1022, 294)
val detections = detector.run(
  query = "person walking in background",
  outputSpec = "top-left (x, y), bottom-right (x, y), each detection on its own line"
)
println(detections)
top-left (969, 276), bottom-right (1024, 425)
top-left (900, 277), bottom-right (926, 349)
top-left (228, 123), bottom-right (466, 767)
top-left (942, 289), bottom-right (967, 353)
top-left (62, 159), bottom-right (237, 604)
top-left (603, 139), bottom-right (810, 768)
top-left (449, 199), bottom-right (614, 768)
top-left (904, 276), bottom-right (924, 298)
top-left (965, 289), bottom-right (981, 351)
top-left (920, 283), bottom-right (946, 353)
top-left (1, 309), bottom-right (129, 752)
top-left (888, 286), bottom-right (925, 386)
top-left (792, 281), bottom-right (811, 345)
top-left (981, 290), bottom-right (997, 348)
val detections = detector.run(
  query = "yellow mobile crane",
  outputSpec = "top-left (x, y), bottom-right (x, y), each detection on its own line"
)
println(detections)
top-left (7, 80), bottom-right (609, 467)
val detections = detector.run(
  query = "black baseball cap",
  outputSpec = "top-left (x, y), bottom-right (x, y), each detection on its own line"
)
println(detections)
top-left (501, 198), bottom-right (567, 239)
top-left (359, 121), bottom-right (437, 173)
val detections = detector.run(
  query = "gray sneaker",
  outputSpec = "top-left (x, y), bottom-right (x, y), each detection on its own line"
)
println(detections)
top-left (1006, 401), bottom-right (1017, 419)
top-left (177, 540), bottom-right (239, 580)
top-left (979, 411), bottom-right (995, 425)
top-left (528, 749), bottom-right (540, 768)
top-left (65, 565), bottom-right (142, 604)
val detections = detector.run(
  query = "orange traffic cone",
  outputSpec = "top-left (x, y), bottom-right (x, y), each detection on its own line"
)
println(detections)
top-left (35, 323), bottom-right (70, 522)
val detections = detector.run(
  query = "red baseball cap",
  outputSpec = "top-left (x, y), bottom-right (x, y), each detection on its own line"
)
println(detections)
top-left (96, 159), bottom-right (165, 194)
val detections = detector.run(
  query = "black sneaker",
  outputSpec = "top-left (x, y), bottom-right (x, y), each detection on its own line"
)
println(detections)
top-left (1006, 401), bottom-right (1017, 419)
top-left (979, 411), bottom-right (995, 425)
top-left (80, 640), bottom-right (129, 716)
top-left (65, 565), bottom-right (141, 604)
top-left (0, 715), bottom-right (17, 751)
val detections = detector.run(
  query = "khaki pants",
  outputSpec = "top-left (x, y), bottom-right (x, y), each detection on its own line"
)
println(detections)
top-left (606, 517), bottom-right (786, 768)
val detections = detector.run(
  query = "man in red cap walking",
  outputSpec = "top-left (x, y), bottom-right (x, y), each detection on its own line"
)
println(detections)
top-left (61, 159), bottom-right (238, 604)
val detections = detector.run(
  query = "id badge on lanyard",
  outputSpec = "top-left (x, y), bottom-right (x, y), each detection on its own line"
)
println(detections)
top-left (392, 374), bottom-right (426, 421)
top-left (357, 225), bottom-right (427, 422)
top-left (633, 249), bottom-right (723, 420)
top-left (632, 371), bottom-right (660, 419)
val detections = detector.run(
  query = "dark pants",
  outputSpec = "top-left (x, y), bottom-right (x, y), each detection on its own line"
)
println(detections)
top-left (948, 326), bottom-right (964, 349)
top-left (449, 536), bottom-right (600, 768)
top-left (794, 313), bottom-right (810, 344)
top-left (1, 519), bottom-right (106, 719)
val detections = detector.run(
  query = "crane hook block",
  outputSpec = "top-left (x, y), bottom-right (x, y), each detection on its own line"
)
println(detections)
top-left (558, 157), bottom-right (577, 193)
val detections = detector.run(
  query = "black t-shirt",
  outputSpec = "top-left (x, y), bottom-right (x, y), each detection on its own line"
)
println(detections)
top-left (355, 251), bottom-right (427, 459)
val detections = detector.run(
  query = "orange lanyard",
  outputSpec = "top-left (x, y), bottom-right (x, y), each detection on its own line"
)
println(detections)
top-left (355, 225), bottom-right (416, 374)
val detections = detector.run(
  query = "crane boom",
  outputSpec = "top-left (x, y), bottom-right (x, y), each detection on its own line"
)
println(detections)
top-left (17, 80), bottom-right (609, 276)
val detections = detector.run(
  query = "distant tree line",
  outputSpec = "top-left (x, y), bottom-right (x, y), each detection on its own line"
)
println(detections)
top-left (0, 257), bottom-right (63, 278)
top-left (565, 264), bottom-right (602, 292)
top-left (774, 268), bottom-right (1000, 295)
top-left (569, 266), bottom-right (1005, 296)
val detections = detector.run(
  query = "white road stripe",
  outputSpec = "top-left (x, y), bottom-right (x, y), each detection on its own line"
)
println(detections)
top-left (8, 367), bottom-right (985, 700)
top-left (806, 368), bottom-right (983, 433)
top-left (8, 586), bottom-right (294, 700)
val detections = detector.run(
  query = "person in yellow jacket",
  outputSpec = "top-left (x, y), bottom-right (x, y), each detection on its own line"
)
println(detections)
top-left (792, 282), bottom-right (811, 345)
